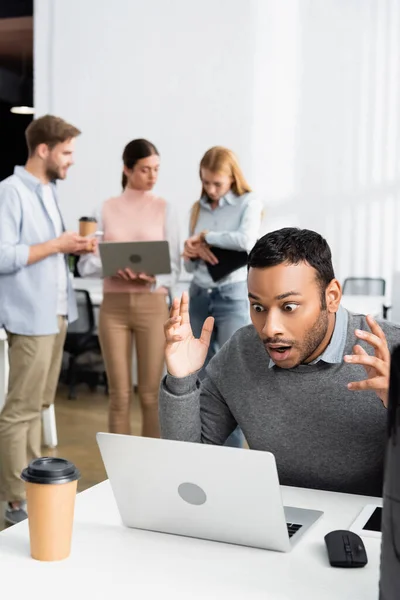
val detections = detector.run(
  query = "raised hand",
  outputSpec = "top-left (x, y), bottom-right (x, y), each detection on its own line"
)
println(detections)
top-left (344, 315), bottom-right (391, 407)
top-left (164, 291), bottom-right (214, 378)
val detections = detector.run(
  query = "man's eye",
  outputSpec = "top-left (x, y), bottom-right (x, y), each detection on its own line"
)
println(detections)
top-left (283, 303), bottom-right (299, 312)
top-left (251, 304), bottom-right (265, 313)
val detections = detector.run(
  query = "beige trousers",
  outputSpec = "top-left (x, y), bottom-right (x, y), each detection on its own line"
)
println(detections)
top-left (0, 317), bottom-right (67, 502)
top-left (99, 293), bottom-right (168, 437)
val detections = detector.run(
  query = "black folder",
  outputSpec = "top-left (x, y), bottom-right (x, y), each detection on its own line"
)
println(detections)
top-left (206, 247), bottom-right (248, 282)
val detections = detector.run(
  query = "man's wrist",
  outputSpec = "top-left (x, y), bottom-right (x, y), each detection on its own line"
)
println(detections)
top-left (49, 237), bottom-right (61, 254)
top-left (165, 372), bottom-right (199, 395)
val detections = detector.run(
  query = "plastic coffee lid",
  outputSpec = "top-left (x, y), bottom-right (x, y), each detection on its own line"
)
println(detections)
top-left (21, 457), bottom-right (80, 485)
top-left (79, 216), bottom-right (97, 222)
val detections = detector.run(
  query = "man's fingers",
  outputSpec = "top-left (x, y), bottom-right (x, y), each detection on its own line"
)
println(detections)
top-left (169, 297), bottom-right (180, 319)
top-left (344, 353), bottom-right (388, 375)
top-left (200, 316), bottom-right (214, 346)
top-left (348, 376), bottom-right (387, 392)
top-left (164, 315), bottom-right (182, 338)
top-left (165, 333), bottom-right (184, 343)
top-left (353, 344), bottom-right (367, 355)
top-left (354, 329), bottom-right (386, 358)
top-left (180, 291), bottom-right (190, 324)
top-left (366, 314), bottom-right (386, 341)
top-left (355, 316), bottom-right (390, 361)
top-left (169, 334), bottom-right (184, 342)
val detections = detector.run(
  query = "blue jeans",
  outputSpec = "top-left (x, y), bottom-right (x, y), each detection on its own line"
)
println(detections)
top-left (189, 281), bottom-right (249, 448)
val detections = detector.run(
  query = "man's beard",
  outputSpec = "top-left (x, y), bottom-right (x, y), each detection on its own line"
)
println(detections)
top-left (45, 164), bottom-right (63, 181)
top-left (296, 309), bottom-right (330, 366)
top-left (263, 308), bottom-right (330, 367)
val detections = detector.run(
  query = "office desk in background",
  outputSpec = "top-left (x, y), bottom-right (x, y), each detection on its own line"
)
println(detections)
top-left (72, 276), bottom-right (192, 307)
top-left (341, 294), bottom-right (386, 319)
top-left (0, 480), bottom-right (381, 599)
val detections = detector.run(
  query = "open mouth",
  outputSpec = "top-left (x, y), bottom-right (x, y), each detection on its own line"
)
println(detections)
top-left (266, 345), bottom-right (293, 362)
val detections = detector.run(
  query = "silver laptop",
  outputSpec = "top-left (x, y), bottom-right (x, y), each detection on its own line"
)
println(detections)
top-left (96, 433), bottom-right (323, 552)
top-left (98, 240), bottom-right (171, 278)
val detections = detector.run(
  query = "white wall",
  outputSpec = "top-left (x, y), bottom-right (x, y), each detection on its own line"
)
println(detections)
top-left (253, 0), bottom-right (400, 296)
top-left (34, 0), bottom-right (400, 293)
top-left (34, 0), bottom-right (257, 248)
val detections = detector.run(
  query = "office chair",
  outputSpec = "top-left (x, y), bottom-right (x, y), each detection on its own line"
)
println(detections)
top-left (342, 277), bottom-right (389, 319)
top-left (342, 277), bottom-right (386, 296)
top-left (63, 289), bottom-right (107, 399)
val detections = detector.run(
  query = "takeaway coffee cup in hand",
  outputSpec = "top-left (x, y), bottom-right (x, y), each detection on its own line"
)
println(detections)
top-left (79, 216), bottom-right (97, 237)
top-left (21, 457), bottom-right (80, 561)
top-left (79, 217), bottom-right (98, 252)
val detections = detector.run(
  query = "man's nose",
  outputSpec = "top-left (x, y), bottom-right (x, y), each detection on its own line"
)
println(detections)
top-left (261, 309), bottom-right (284, 339)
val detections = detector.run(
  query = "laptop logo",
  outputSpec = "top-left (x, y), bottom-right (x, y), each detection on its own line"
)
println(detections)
top-left (178, 482), bottom-right (207, 506)
top-left (129, 254), bottom-right (141, 264)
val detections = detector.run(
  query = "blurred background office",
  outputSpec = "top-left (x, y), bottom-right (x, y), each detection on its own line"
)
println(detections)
top-left (1, 0), bottom-right (400, 527)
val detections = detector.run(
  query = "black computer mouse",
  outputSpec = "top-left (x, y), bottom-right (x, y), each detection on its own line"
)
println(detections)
top-left (324, 530), bottom-right (368, 568)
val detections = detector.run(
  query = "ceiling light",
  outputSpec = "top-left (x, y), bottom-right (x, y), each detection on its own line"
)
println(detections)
top-left (10, 105), bottom-right (34, 115)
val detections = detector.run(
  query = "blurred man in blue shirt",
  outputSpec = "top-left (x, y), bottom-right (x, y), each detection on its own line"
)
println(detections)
top-left (0, 115), bottom-right (92, 524)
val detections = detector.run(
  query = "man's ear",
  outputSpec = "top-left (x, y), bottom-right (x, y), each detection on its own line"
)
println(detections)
top-left (326, 279), bottom-right (342, 313)
top-left (36, 143), bottom-right (50, 161)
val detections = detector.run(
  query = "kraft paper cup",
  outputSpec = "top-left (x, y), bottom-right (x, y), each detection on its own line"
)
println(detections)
top-left (79, 217), bottom-right (97, 237)
top-left (21, 457), bottom-right (80, 561)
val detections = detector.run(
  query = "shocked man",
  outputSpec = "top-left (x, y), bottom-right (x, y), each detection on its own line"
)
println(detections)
top-left (159, 227), bottom-right (400, 496)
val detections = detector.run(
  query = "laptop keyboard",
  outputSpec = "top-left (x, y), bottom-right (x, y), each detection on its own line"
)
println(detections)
top-left (286, 522), bottom-right (302, 538)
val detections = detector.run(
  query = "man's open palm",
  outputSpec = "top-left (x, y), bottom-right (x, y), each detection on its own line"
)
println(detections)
top-left (164, 292), bottom-right (214, 378)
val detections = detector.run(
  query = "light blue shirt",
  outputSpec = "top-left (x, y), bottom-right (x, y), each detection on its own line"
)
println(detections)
top-left (0, 167), bottom-right (77, 335)
top-left (185, 191), bottom-right (263, 288)
top-left (268, 304), bottom-right (349, 368)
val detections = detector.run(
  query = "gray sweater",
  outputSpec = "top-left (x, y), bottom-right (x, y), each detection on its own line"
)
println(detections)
top-left (159, 311), bottom-right (400, 497)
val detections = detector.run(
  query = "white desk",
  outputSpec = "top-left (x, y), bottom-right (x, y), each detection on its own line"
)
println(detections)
top-left (0, 480), bottom-right (381, 599)
top-left (72, 276), bottom-right (192, 306)
top-left (72, 277), bottom-right (104, 307)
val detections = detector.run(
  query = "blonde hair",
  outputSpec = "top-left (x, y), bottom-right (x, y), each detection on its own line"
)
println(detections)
top-left (190, 146), bottom-right (252, 234)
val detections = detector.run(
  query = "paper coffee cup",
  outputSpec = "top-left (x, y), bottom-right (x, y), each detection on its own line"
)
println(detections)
top-left (79, 216), bottom-right (97, 237)
top-left (21, 457), bottom-right (80, 561)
